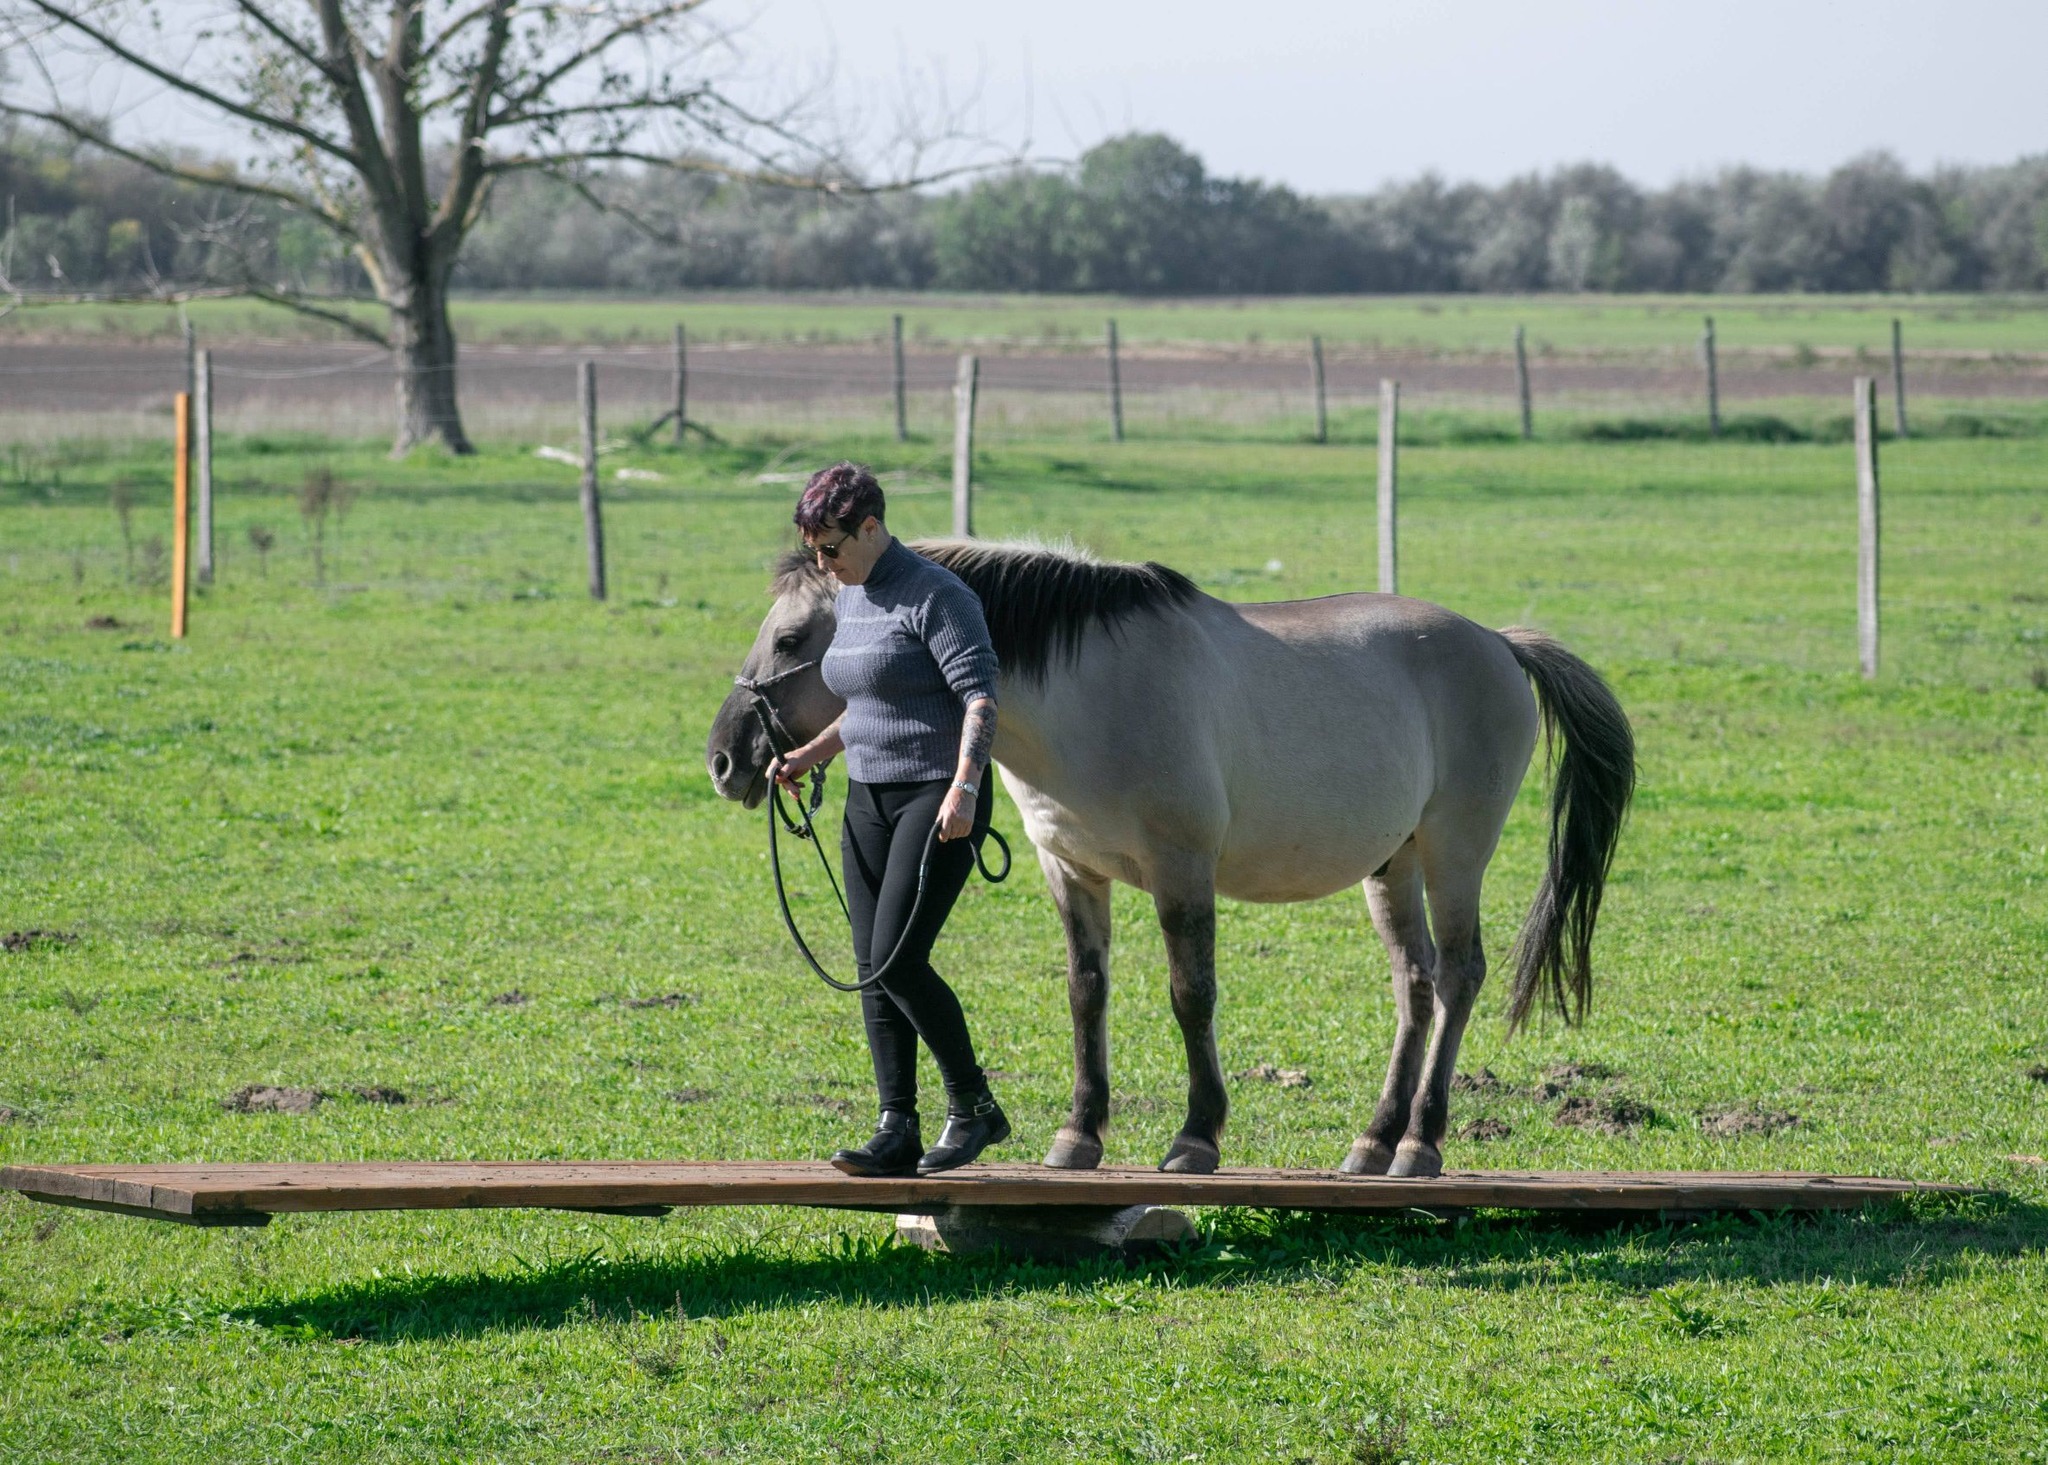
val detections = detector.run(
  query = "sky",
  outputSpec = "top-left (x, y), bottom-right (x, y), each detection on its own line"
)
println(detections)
top-left (739, 0), bottom-right (2048, 192)
top-left (31, 0), bottom-right (2048, 194)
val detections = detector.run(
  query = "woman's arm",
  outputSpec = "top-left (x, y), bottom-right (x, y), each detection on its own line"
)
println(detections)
top-left (771, 715), bottom-right (845, 793)
top-left (935, 696), bottom-right (996, 841)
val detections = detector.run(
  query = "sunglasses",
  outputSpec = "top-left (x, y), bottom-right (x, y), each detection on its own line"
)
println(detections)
top-left (806, 530), bottom-right (855, 560)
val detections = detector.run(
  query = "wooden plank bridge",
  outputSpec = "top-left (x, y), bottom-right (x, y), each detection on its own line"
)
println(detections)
top-left (0, 1160), bottom-right (1959, 1231)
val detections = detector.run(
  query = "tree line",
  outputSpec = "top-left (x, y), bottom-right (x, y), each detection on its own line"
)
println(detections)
top-left (7, 124), bottom-right (2047, 299)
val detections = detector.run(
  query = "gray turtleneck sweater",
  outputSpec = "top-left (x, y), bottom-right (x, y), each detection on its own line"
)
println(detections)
top-left (820, 539), bottom-right (1000, 783)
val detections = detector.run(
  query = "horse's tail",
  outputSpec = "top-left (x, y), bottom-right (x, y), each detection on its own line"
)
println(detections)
top-left (1497, 626), bottom-right (1636, 1031)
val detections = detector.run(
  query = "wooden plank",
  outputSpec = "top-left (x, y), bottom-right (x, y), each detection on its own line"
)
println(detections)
top-left (0, 1162), bottom-right (1962, 1226)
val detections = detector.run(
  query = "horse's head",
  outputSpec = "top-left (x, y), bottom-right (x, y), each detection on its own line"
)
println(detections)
top-left (705, 550), bottom-right (842, 807)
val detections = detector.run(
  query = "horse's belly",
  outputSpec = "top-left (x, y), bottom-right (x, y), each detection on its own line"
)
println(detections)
top-left (1214, 820), bottom-right (1414, 903)
top-left (1001, 773), bottom-right (1158, 891)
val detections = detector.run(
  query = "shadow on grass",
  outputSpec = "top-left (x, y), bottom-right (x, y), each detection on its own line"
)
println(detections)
top-left (235, 1191), bottom-right (2043, 1343)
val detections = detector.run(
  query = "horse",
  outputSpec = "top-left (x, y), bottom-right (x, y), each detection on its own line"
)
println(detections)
top-left (705, 539), bottom-right (1635, 1178)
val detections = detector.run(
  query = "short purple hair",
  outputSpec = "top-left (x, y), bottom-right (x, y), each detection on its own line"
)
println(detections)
top-left (793, 461), bottom-right (885, 535)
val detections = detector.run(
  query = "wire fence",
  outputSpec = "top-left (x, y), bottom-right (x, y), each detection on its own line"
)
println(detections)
top-left (4, 334), bottom-right (2047, 446)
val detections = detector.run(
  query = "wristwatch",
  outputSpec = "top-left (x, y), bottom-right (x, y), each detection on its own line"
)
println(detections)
top-left (951, 780), bottom-right (978, 795)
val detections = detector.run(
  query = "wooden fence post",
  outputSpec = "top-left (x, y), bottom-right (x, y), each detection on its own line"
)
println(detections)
top-left (194, 348), bottom-right (214, 585)
top-left (952, 354), bottom-right (979, 537)
top-left (1311, 335), bottom-right (1328, 444)
top-left (1514, 325), bottom-right (1533, 441)
top-left (1106, 318), bottom-right (1124, 443)
top-left (1891, 318), bottom-right (1909, 440)
top-left (892, 314), bottom-right (908, 442)
top-left (1702, 315), bottom-right (1720, 439)
top-left (671, 324), bottom-right (687, 447)
top-left (1854, 377), bottom-right (1880, 679)
top-left (171, 391), bottom-right (190, 638)
top-left (1377, 380), bottom-right (1399, 595)
top-left (580, 360), bottom-right (607, 600)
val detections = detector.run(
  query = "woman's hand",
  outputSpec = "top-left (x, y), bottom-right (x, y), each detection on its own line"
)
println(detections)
top-left (770, 744), bottom-right (824, 795)
top-left (935, 783), bottom-right (976, 842)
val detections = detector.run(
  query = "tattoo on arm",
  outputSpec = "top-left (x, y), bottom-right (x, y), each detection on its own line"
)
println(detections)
top-left (960, 698), bottom-right (997, 771)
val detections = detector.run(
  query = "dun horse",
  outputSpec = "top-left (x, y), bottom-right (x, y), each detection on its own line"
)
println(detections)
top-left (707, 541), bottom-right (1635, 1178)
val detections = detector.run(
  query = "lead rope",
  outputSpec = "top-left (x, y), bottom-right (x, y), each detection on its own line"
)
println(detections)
top-left (738, 668), bottom-right (1011, 994)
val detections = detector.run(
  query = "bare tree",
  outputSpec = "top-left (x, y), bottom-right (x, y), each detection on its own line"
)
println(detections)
top-left (0, 1), bottom-right (985, 453)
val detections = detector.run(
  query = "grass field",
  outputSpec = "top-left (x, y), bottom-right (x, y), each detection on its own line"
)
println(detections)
top-left (8, 290), bottom-right (2048, 357)
top-left (3, 424), bottom-right (2047, 1461)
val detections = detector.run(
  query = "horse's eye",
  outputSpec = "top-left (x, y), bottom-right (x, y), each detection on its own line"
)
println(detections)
top-left (774, 635), bottom-right (801, 654)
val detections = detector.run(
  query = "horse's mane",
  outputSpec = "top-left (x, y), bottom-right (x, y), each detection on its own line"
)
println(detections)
top-left (771, 548), bottom-right (837, 605)
top-left (769, 538), bottom-right (1199, 682)
top-left (914, 537), bottom-right (1199, 682)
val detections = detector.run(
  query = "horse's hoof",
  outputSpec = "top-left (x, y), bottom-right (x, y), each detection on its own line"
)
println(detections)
top-left (1043, 1128), bottom-right (1104, 1170)
top-left (1339, 1137), bottom-right (1396, 1175)
top-left (1386, 1140), bottom-right (1443, 1179)
top-left (1158, 1135), bottom-right (1220, 1174)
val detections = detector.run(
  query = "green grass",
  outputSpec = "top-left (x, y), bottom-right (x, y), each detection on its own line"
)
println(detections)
top-left (3, 426), bottom-right (2047, 1462)
top-left (9, 289), bottom-right (2048, 356)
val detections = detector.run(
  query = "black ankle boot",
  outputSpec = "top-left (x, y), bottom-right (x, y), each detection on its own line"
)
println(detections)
top-left (830, 1110), bottom-right (923, 1177)
top-left (916, 1090), bottom-right (1011, 1174)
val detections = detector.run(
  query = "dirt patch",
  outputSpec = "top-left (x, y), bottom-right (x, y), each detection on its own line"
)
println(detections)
top-left (1452, 1067), bottom-right (1507, 1094)
top-left (348, 1085), bottom-right (408, 1105)
top-left (1543, 1062), bottom-right (1615, 1084)
top-left (3, 930), bottom-right (77, 953)
top-left (624, 992), bottom-right (694, 1009)
top-left (1235, 1063), bottom-right (1312, 1089)
top-left (223, 1084), bottom-right (325, 1115)
top-left (0, 1105), bottom-right (35, 1125)
top-left (791, 1093), bottom-right (856, 1117)
top-left (667, 1088), bottom-right (714, 1105)
top-left (83, 615), bottom-right (125, 630)
top-left (1457, 1118), bottom-right (1513, 1141)
top-left (1552, 1093), bottom-right (1653, 1136)
top-left (487, 989), bottom-right (530, 1006)
top-left (2027, 1065), bottom-right (2048, 1084)
top-left (1700, 1105), bottom-right (1798, 1138)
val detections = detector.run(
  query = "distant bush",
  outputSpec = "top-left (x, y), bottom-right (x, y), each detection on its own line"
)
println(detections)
top-left (8, 122), bottom-right (2048, 296)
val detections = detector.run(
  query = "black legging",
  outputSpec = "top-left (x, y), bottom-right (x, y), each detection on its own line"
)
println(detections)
top-left (841, 776), bottom-right (992, 1117)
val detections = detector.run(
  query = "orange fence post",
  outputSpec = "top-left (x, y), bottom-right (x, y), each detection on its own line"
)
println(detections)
top-left (171, 391), bottom-right (190, 639)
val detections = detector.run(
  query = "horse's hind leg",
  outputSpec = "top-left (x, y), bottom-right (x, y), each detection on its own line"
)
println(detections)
top-left (1342, 840), bottom-right (1438, 1175)
top-left (1040, 851), bottom-right (1113, 1170)
top-left (1154, 863), bottom-right (1226, 1174)
top-left (1386, 853), bottom-right (1489, 1180)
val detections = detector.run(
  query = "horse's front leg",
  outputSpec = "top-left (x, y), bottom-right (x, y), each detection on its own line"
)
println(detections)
top-left (1039, 850), bottom-right (1113, 1170)
top-left (1154, 866), bottom-right (1226, 1174)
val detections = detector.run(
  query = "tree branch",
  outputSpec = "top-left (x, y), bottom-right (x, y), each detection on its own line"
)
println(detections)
top-left (431, 0), bottom-right (514, 249)
top-left (19, 0), bottom-right (357, 162)
top-left (492, 0), bottom-right (716, 114)
top-left (236, 284), bottom-right (391, 345)
top-left (226, 0), bottom-right (334, 76)
top-left (0, 101), bottom-right (359, 239)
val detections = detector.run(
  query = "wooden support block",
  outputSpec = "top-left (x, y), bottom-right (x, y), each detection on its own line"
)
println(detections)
top-left (896, 1204), bottom-right (1196, 1260)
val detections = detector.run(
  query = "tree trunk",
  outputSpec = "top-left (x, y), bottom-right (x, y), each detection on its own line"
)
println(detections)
top-left (389, 277), bottom-right (474, 456)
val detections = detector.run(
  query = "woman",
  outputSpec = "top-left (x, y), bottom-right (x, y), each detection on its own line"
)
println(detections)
top-left (769, 462), bottom-right (1010, 1177)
